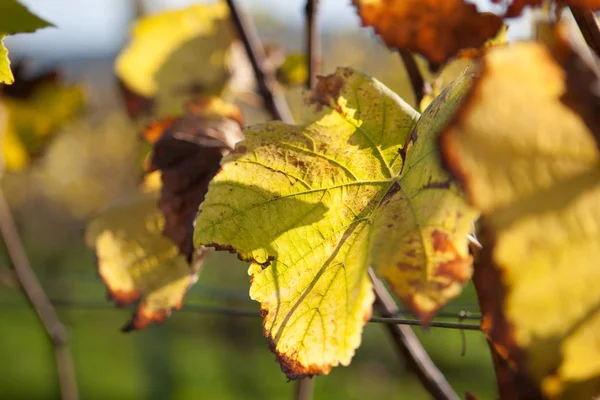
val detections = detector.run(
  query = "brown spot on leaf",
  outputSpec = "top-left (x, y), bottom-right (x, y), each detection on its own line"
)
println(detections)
top-left (437, 256), bottom-right (473, 283)
top-left (431, 230), bottom-right (453, 253)
top-left (396, 262), bottom-right (421, 272)
top-left (287, 154), bottom-right (308, 170)
top-left (310, 73), bottom-right (344, 111)
top-left (122, 301), bottom-right (181, 332)
top-left (402, 294), bottom-right (438, 327)
top-left (106, 287), bottom-right (141, 308)
top-left (266, 331), bottom-right (328, 380)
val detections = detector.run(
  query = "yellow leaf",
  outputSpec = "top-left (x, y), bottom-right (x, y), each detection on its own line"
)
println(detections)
top-left (2, 80), bottom-right (84, 171)
top-left (194, 67), bottom-right (477, 378)
top-left (85, 188), bottom-right (201, 331)
top-left (0, 37), bottom-right (13, 84)
top-left (441, 35), bottom-right (600, 398)
top-left (115, 3), bottom-right (235, 116)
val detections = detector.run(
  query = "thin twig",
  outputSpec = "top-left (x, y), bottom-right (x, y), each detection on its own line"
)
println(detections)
top-left (305, 0), bottom-right (320, 89)
top-left (369, 270), bottom-right (461, 400)
top-left (0, 189), bottom-right (79, 400)
top-left (398, 49), bottom-right (426, 108)
top-left (570, 6), bottom-right (600, 60)
top-left (225, 0), bottom-right (294, 123)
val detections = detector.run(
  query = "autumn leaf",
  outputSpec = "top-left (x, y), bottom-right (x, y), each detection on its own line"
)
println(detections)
top-left (0, 0), bottom-right (53, 84)
top-left (142, 98), bottom-right (244, 259)
top-left (116, 3), bottom-right (238, 117)
top-left (85, 179), bottom-right (204, 331)
top-left (352, 0), bottom-right (503, 69)
top-left (0, 70), bottom-right (84, 171)
top-left (276, 54), bottom-right (309, 86)
top-left (194, 67), bottom-right (478, 378)
top-left (441, 29), bottom-right (600, 398)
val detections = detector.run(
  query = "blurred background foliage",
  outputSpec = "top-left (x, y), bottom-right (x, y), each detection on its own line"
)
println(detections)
top-left (0, 0), bottom-right (497, 398)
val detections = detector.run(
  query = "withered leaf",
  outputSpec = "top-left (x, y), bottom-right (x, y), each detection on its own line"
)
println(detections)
top-left (142, 98), bottom-right (244, 259)
top-left (353, 0), bottom-right (503, 69)
top-left (441, 26), bottom-right (600, 399)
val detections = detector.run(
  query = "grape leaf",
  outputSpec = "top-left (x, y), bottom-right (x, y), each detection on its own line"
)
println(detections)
top-left (142, 98), bottom-right (244, 259)
top-left (85, 180), bottom-right (204, 331)
top-left (1, 71), bottom-right (84, 171)
top-left (0, 0), bottom-right (53, 35)
top-left (194, 67), bottom-right (478, 378)
top-left (276, 54), bottom-right (309, 87)
top-left (0, 0), bottom-right (53, 84)
top-left (116, 3), bottom-right (237, 117)
top-left (352, 0), bottom-right (503, 69)
top-left (441, 31), bottom-right (600, 399)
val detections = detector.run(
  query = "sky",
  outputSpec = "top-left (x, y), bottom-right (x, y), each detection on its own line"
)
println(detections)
top-left (5, 0), bottom-right (531, 59)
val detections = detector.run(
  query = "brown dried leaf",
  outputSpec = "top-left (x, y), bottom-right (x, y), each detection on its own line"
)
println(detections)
top-left (142, 98), bottom-right (244, 259)
top-left (353, 0), bottom-right (503, 69)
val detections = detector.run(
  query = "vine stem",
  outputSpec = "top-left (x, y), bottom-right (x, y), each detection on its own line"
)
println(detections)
top-left (570, 6), bottom-right (600, 60)
top-left (0, 188), bottom-right (79, 400)
top-left (305, 0), bottom-right (320, 89)
top-left (369, 270), bottom-right (460, 400)
top-left (225, 0), bottom-right (294, 124)
top-left (398, 49), bottom-right (426, 109)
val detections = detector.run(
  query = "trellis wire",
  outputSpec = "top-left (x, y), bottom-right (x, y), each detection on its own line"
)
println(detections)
top-left (0, 298), bottom-right (482, 330)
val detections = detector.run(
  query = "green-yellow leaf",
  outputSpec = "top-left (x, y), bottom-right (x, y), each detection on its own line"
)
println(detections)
top-left (0, 0), bottom-right (53, 35)
top-left (194, 67), bottom-right (477, 378)
top-left (276, 53), bottom-right (308, 86)
top-left (85, 181), bottom-right (202, 331)
top-left (441, 34), bottom-right (600, 399)
top-left (115, 3), bottom-right (235, 116)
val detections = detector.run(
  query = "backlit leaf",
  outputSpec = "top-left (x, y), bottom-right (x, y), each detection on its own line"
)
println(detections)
top-left (1, 72), bottom-right (84, 171)
top-left (142, 98), bottom-right (244, 259)
top-left (85, 181), bottom-right (203, 331)
top-left (0, 0), bottom-right (53, 84)
top-left (194, 67), bottom-right (477, 378)
top-left (276, 54), bottom-right (309, 86)
top-left (116, 3), bottom-right (237, 117)
top-left (441, 31), bottom-right (600, 399)
top-left (352, 0), bottom-right (503, 69)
